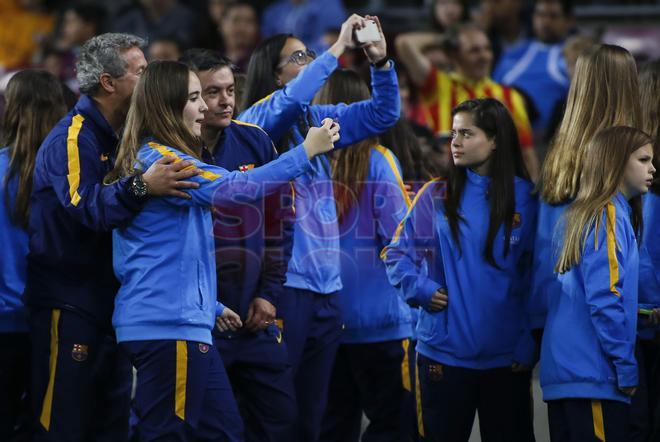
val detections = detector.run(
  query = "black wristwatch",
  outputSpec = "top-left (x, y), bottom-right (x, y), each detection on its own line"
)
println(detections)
top-left (129, 173), bottom-right (149, 199)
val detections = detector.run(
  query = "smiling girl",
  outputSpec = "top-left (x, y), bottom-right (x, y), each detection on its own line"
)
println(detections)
top-left (105, 60), bottom-right (339, 441)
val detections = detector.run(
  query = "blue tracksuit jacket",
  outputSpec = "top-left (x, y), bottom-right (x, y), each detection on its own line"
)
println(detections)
top-left (112, 140), bottom-right (311, 345)
top-left (540, 193), bottom-right (639, 403)
top-left (338, 146), bottom-right (413, 343)
top-left (238, 50), bottom-right (400, 294)
top-left (383, 170), bottom-right (538, 368)
top-left (529, 200), bottom-right (570, 329)
top-left (201, 120), bottom-right (294, 323)
top-left (638, 193), bottom-right (660, 338)
top-left (0, 148), bottom-right (29, 332)
top-left (25, 95), bottom-right (142, 326)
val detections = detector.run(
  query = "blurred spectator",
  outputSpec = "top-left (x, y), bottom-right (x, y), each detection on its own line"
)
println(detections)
top-left (209, 0), bottom-right (231, 25)
top-left (493, 0), bottom-right (573, 139)
top-left (543, 33), bottom-right (597, 145)
top-left (112, 0), bottom-right (199, 49)
top-left (431, 0), bottom-right (469, 32)
top-left (563, 34), bottom-right (597, 79)
top-left (473, 0), bottom-right (532, 63)
top-left (147, 37), bottom-right (182, 61)
top-left (261, 0), bottom-right (346, 54)
top-left (396, 66), bottom-right (428, 128)
top-left (233, 71), bottom-right (247, 116)
top-left (0, 0), bottom-right (55, 72)
top-left (396, 24), bottom-right (539, 180)
top-left (58, 2), bottom-right (104, 51)
top-left (220, 1), bottom-right (259, 72)
top-left (40, 2), bottom-right (106, 93)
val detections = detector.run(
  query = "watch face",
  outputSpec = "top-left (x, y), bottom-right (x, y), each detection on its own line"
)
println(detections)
top-left (133, 175), bottom-right (148, 197)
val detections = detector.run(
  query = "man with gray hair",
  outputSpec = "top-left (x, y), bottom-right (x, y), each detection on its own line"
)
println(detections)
top-left (26, 33), bottom-right (198, 441)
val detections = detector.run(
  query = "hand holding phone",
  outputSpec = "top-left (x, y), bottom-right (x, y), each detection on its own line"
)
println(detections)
top-left (355, 20), bottom-right (382, 44)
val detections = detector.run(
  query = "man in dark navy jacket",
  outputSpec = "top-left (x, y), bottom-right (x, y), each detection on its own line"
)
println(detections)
top-left (27, 33), bottom-right (199, 442)
top-left (182, 49), bottom-right (297, 442)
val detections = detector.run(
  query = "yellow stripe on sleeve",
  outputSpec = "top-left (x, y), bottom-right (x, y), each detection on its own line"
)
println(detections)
top-left (40, 309), bottom-right (61, 430)
top-left (373, 145), bottom-right (412, 207)
top-left (175, 341), bottom-right (188, 420)
top-left (380, 178), bottom-right (441, 261)
top-left (591, 400), bottom-right (606, 441)
top-left (147, 142), bottom-right (221, 181)
top-left (289, 182), bottom-right (296, 215)
top-left (66, 115), bottom-right (85, 206)
top-left (605, 202), bottom-right (621, 297)
top-left (252, 93), bottom-right (274, 106)
top-left (401, 339), bottom-right (411, 392)
top-left (231, 119), bottom-right (270, 137)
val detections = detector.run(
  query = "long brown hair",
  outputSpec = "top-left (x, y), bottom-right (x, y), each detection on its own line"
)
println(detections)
top-left (313, 69), bottom-right (377, 224)
top-left (639, 59), bottom-right (660, 194)
top-left (106, 61), bottom-right (201, 181)
top-left (2, 70), bottom-right (66, 228)
top-left (539, 44), bottom-right (642, 204)
top-left (555, 127), bottom-right (652, 273)
top-left (446, 98), bottom-right (530, 268)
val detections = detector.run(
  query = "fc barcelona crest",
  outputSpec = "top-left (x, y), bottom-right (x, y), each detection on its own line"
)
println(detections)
top-left (512, 212), bottom-right (522, 229)
top-left (71, 344), bottom-right (89, 362)
top-left (238, 164), bottom-right (255, 173)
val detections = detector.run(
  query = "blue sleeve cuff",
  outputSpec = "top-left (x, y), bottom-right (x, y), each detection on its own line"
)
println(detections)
top-left (416, 278), bottom-right (443, 310)
top-left (616, 363), bottom-right (638, 389)
top-left (215, 302), bottom-right (225, 316)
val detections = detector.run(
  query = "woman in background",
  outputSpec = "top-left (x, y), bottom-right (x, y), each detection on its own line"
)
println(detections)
top-left (0, 70), bottom-right (67, 441)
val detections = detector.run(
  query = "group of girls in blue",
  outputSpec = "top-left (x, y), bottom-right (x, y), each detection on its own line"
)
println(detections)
top-left (1, 14), bottom-right (660, 442)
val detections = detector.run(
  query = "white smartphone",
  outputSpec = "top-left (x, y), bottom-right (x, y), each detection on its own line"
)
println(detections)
top-left (355, 20), bottom-right (381, 44)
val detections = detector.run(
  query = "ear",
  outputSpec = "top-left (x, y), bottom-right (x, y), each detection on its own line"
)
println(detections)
top-left (490, 137), bottom-right (496, 151)
top-left (99, 73), bottom-right (115, 94)
top-left (275, 75), bottom-right (283, 87)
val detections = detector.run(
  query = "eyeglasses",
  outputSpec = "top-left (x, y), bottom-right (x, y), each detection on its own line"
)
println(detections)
top-left (277, 49), bottom-right (316, 69)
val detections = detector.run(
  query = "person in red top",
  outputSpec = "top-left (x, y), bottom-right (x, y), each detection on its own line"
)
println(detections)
top-left (396, 23), bottom-right (539, 180)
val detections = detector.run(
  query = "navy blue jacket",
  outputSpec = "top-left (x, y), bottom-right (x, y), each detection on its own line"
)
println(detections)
top-left (25, 95), bottom-right (141, 326)
top-left (201, 120), bottom-right (294, 326)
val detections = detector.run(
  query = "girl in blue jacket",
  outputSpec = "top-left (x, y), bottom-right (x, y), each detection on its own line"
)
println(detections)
top-left (383, 98), bottom-right (537, 442)
top-left (0, 70), bottom-right (66, 440)
top-left (239, 14), bottom-right (399, 441)
top-left (107, 61), bottom-right (339, 442)
top-left (634, 59), bottom-right (660, 441)
top-left (315, 70), bottom-right (413, 442)
top-left (541, 127), bottom-right (655, 442)
top-left (532, 44), bottom-right (642, 332)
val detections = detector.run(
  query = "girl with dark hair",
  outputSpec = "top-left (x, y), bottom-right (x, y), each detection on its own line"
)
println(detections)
top-left (312, 69), bottom-right (413, 441)
top-left (383, 98), bottom-right (537, 441)
top-left (0, 69), bottom-right (67, 440)
top-left (106, 60), bottom-right (339, 441)
top-left (542, 127), bottom-right (655, 442)
top-left (238, 14), bottom-right (400, 442)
